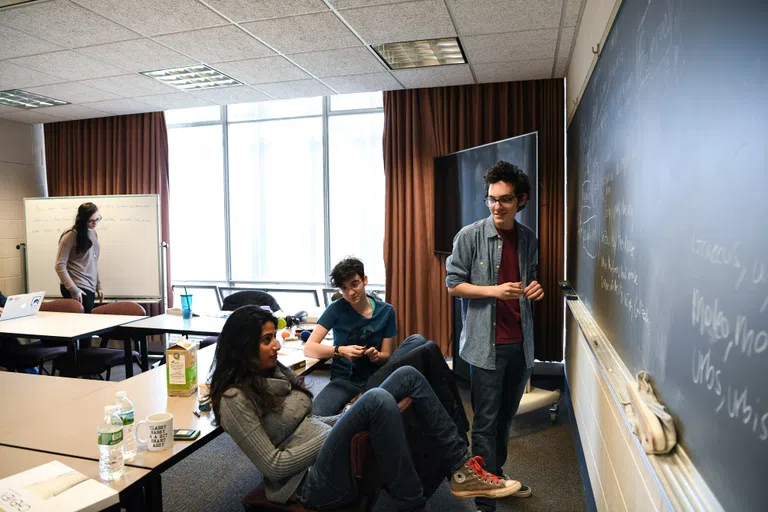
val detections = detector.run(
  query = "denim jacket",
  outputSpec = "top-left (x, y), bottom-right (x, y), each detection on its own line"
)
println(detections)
top-left (445, 216), bottom-right (538, 370)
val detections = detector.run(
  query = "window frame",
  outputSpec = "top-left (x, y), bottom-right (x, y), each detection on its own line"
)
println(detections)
top-left (166, 93), bottom-right (385, 291)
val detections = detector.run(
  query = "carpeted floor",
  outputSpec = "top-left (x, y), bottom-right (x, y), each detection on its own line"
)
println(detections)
top-left (156, 368), bottom-right (587, 512)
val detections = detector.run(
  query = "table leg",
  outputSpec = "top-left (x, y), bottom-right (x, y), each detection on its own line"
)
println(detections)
top-left (140, 335), bottom-right (149, 372)
top-left (145, 473), bottom-right (163, 512)
top-left (124, 334), bottom-right (134, 378)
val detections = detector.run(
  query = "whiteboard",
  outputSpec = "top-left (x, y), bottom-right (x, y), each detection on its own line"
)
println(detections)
top-left (24, 195), bottom-right (163, 299)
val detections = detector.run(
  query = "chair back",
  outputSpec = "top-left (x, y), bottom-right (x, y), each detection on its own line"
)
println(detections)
top-left (222, 290), bottom-right (281, 313)
top-left (39, 299), bottom-right (84, 313)
top-left (92, 301), bottom-right (146, 316)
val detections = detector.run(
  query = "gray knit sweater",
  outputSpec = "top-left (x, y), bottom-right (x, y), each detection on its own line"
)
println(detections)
top-left (219, 367), bottom-right (339, 504)
top-left (55, 229), bottom-right (101, 295)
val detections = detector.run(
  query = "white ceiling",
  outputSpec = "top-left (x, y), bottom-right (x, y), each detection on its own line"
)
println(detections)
top-left (0, 0), bottom-right (586, 124)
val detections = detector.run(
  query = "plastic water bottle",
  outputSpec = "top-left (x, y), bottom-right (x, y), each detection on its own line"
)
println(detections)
top-left (115, 391), bottom-right (137, 460)
top-left (98, 405), bottom-right (124, 481)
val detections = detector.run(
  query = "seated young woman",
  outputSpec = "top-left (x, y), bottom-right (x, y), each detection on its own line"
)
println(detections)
top-left (208, 306), bottom-right (521, 510)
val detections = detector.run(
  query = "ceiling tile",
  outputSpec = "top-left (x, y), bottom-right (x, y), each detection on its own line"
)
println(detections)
top-left (391, 64), bottom-right (474, 89)
top-left (290, 47), bottom-right (385, 78)
top-left (213, 56), bottom-right (308, 84)
top-left (71, 0), bottom-right (228, 36)
top-left (0, 109), bottom-right (65, 124)
top-left (462, 29), bottom-right (558, 64)
top-left (473, 59), bottom-right (553, 83)
top-left (242, 12), bottom-right (360, 55)
top-left (338, 0), bottom-right (456, 45)
top-left (75, 39), bottom-right (197, 73)
top-left (80, 74), bottom-right (178, 97)
top-left (0, 61), bottom-right (64, 90)
top-left (445, 0), bottom-right (562, 35)
top-left (0, 25), bottom-right (63, 60)
top-left (322, 72), bottom-right (402, 93)
top-left (35, 104), bottom-right (112, 120)
top-left (203, 0), bottom-right (327, 23)
top-left (564, 0), bottom-right (585, 26)
top-left (9, 51), bottom-right (126, 81)
top-left (0, 0), bottom-right (139, 48)
top-left (189, 85), bottom-right (273, 104)
top-left (135, 93), bottom-right (215, 110)
top-left (254, 79), bottom-right (334, 99)
top-left (23, 82), bottom-right (120, 103)
top-left (556, 26), bottom-right (576, 61)
top-left (80, 98), bottom-right (158, 115)
top-left (555, 55), bottom-right (569, 77)
top-left (155, 25), bottom-right (275, 64)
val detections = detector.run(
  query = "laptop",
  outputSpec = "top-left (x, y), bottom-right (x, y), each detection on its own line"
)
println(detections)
top-left (0, 291), bottom-right (46, 321)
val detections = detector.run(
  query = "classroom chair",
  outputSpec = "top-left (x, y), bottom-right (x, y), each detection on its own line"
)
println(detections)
top-left (199, 290), bottom-right (282, 349)
top-left (241, 397), bottom-right (413, 512)
top-left (0, 339), bottom-right (67, 375)
top-left (51, 301), bottom-right (143, 380)
top-left (39, 298), bottom-right (84, 313)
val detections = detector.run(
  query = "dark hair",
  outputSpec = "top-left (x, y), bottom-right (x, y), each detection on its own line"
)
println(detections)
top-left (209, 306), bottom-right (312, 426)
top-left (330, 257), bottom-right (365, 288)
top-left (60, 202), bottom-right (99, 255)
top-left (483, 161), bottom-right (531, 212)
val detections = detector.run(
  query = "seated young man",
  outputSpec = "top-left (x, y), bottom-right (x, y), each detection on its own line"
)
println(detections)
top-left (305, 257), bottom-right (397, 415)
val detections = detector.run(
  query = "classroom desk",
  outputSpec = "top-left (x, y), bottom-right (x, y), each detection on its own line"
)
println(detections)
top-left (122, 313), bottom-right (227, 338)
top-left (0, 445), bottom-right (150, 509)
top-left (0, 311), bottom-right (147, 377)
top-left (0, 371), bottom-right (111, 436)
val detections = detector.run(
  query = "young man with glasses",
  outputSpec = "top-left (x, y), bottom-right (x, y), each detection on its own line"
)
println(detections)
top-left (305, 257), bottom-right (397, 415)
top-left (445, 161), bottom-right (544, 511)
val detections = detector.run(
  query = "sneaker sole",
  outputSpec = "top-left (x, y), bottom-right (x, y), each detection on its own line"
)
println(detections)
top-left (451, 481), bottom-right (522, 499)
top-left (512, 487), bottom-right (532, 498)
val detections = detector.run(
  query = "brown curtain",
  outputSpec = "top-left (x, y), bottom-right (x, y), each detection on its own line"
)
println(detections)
top-left (44, 112), bottom-right (172, 314)
top-left (384, 79), bottom-right (565, 361)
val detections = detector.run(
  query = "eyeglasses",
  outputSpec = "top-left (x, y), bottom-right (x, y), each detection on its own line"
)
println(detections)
top-left (339, 280), bottom-right (363, 293)
top-left (88, 216), bottom-right (102, 224)
top-left (485, 195), bottom-right (519, 208)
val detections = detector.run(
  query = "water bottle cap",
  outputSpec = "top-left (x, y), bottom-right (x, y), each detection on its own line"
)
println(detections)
top-left (116, 391), bottom-right (126, 398)
top-left (104, 405), bottom-right (118, 414)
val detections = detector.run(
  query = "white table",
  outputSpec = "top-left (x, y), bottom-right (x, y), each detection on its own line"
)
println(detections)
top-left (0, 311), bottom-right (147, 377)
top-left (0, 445), bottom-right (150, 508)
top-left (0, 372), bottom-right (111, 436)
top-left (122, 313), bottom-right (227, 338)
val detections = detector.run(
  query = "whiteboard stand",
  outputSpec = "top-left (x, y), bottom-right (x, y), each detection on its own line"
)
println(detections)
top-left (16, 243), bottom-right (27, 293)
top-left (161, 241), bottom-right (168, 311)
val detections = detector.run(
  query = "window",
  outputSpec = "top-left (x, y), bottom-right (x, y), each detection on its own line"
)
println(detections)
top-left (228, 117), bottom-right (325, 282)
top-left (328, 112), bottom-right (386, 284)
top-left (330, 92), bottom-right (383, 111)
top-left (167, 124), bottom-right (226, 281)
top-left (166, 92), bottom-right (385, 288)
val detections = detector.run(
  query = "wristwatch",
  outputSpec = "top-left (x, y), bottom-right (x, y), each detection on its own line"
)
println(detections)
top-left (333, 346), bottom-right (340, 360)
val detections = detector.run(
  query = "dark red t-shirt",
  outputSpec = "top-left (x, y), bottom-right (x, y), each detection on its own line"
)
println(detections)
top-left (496, 226), bottom-right (524, 344)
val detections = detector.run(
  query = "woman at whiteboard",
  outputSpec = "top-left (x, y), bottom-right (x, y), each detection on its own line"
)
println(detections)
top-left (54, 202), bottom-right (103, 313)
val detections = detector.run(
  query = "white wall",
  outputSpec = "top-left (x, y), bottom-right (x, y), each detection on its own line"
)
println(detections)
top-left (0, 119), bottom-right (46, 296)
top-left (566, 0), bottom-right (622, 124)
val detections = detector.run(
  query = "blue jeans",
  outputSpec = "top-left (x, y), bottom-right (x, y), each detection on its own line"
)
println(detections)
top-left (299, 366), bottom-right (469, 511)
top-left (471, 343), bottom-right (532, 512)
top-left (312, 334), bottom-right (431, 416)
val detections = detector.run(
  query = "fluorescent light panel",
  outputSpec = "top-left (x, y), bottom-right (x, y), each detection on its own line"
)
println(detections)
top-left (0, 89), bottom-right (69, 109)
top-left (373, 37), bottom-right (466, 70)
top-left (142, 64), bottom-right (243, 91)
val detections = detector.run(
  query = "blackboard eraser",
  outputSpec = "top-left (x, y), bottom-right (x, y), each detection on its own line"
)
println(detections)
top-left (566, 294), bottom-right (578, 300)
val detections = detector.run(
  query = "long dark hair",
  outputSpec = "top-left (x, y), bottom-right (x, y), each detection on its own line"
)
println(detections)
top-left (208, 306), bottom-right (312, 426)
top-left (60, 202), bottom-right (99, 255)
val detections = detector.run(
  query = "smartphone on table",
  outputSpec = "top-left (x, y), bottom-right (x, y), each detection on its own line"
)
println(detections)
top-left (173, 429), bottom-right (200, 440)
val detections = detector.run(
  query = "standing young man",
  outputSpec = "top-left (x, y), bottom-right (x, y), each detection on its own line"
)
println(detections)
top-left (304, 257), bottom-right (396, 415)
top-left (445, 161), bottom-right (544, 512)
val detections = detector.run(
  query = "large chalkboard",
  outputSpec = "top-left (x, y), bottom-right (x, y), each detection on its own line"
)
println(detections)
top-left (567, 1), bottom-right (766, 510)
